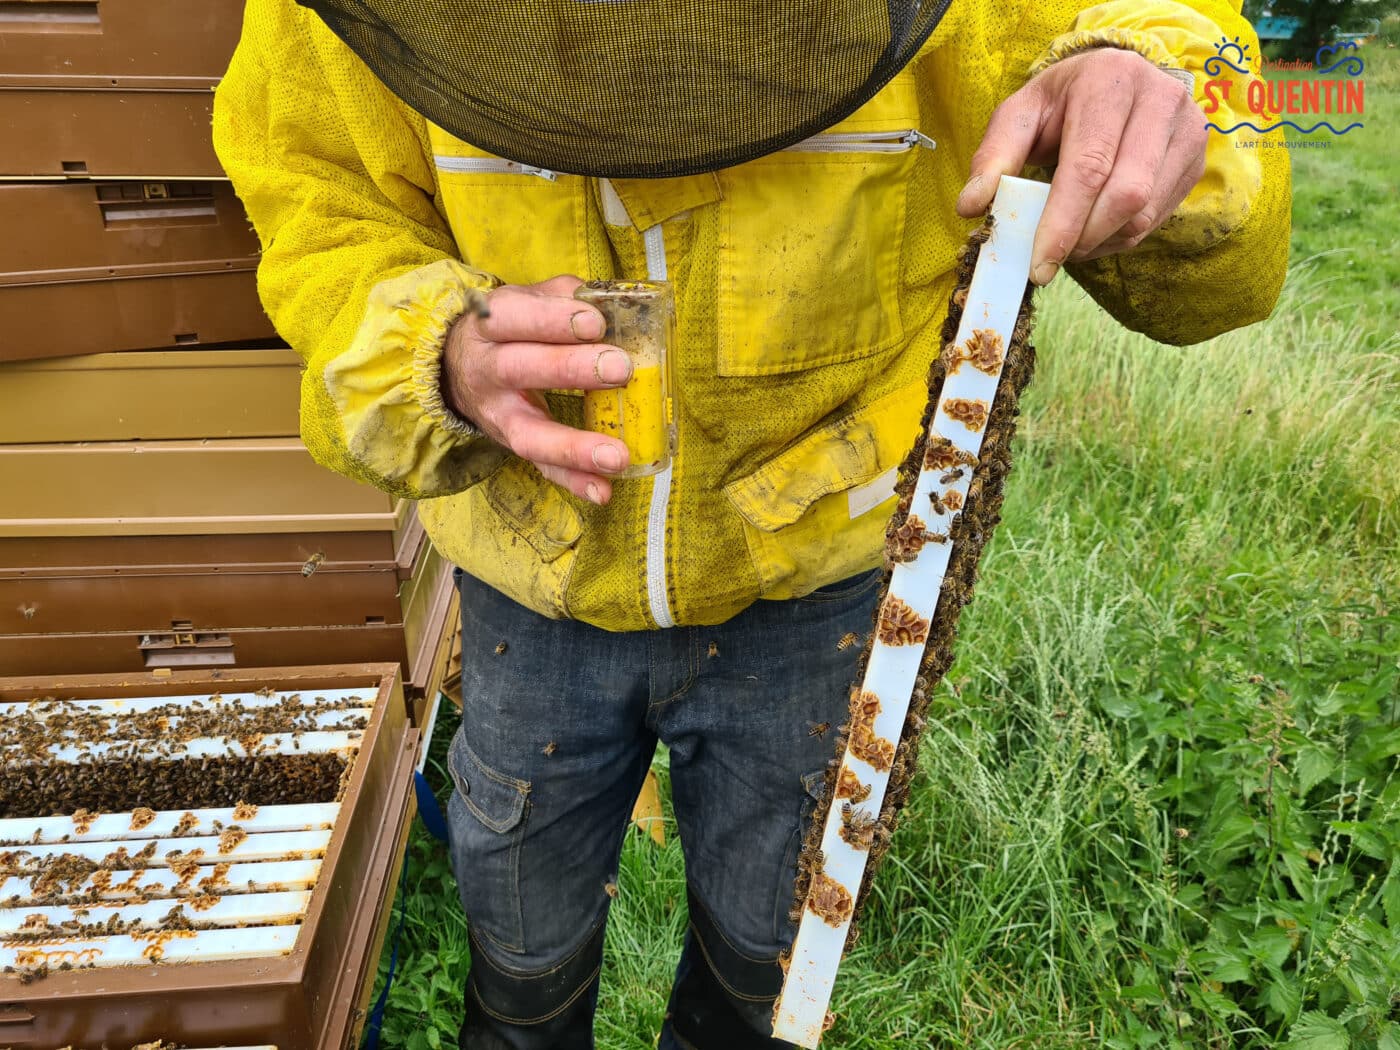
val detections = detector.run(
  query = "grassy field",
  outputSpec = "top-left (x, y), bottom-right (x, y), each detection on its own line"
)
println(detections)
top-left (368, 38), bottom-right (1400, 1050)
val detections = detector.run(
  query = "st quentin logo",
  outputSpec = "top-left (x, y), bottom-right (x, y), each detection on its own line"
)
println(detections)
top-left (1203, 36), bottom-right (1365, 137)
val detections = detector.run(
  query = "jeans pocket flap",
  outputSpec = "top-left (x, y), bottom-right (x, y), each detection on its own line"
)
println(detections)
top-left (448, 727), bottom-right (529, 834)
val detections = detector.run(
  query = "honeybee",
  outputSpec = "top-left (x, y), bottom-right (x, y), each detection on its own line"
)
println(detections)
top-left (836, 632), bottom-right (858, 651)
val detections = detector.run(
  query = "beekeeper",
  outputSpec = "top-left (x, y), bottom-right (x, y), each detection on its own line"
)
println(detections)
top-left (215, 1), bottom-right (1289, 1045)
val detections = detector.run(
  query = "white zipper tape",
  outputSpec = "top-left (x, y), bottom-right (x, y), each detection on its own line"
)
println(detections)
top-left (642, 223), bottom-right (676, 629)
top-left (784, 129), bottom-right (936, 154)
top-left (433, 155), bottom-right (559, 180)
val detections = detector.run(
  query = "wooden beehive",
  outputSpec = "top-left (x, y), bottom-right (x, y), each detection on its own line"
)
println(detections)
top-left (0, 664), bottom-right (418, 1049)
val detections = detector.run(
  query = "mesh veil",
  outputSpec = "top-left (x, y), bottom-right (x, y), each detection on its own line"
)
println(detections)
top-left (296, 0), bottom-right (954, 178)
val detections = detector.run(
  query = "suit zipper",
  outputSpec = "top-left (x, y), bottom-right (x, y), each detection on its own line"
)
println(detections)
top-left (642, 223), bottom-right (675, 628)
top-left (432, 155), bottom-right (559, 180)
top-left (429, 159), bottom-right (679, 627)
top-left (783, 129), bottom-right (936, 153)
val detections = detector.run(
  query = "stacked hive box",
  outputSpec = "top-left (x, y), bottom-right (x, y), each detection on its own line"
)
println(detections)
top-left (0, 1), bottom-right (458, 721)
top-left (0, 663), bottom-right (420, 1048)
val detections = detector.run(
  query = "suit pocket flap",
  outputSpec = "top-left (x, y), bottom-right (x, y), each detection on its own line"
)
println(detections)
top-left (723, 382), bottom-right (921, 533)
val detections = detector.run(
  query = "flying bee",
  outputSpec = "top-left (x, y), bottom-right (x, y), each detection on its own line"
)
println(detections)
top-left (300, 552), bottom-right (325, 578)
top-left (836, 632), bottom-right (858, 651)
top-left (494, 641), bottom-right (508, 656)
top-left (541, 741), bottom-right (557, 757)
top-left (707, 641), bottom-right (719, 658)
top-left (808, 722), bottom-right (830, 740)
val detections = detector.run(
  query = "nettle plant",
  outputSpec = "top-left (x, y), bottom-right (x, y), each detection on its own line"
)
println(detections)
top-left (1107, 594), bottom-right (1400, 1048)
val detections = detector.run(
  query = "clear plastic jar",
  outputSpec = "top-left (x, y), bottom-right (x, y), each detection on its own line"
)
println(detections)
top-left (575, 280), bottom-right (676, 478)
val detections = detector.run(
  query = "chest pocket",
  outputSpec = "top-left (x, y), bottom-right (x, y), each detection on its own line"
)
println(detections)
top-left (714, 72), bottom-right (930, 377)
top-left (429, 127), bottom-right (590, 285)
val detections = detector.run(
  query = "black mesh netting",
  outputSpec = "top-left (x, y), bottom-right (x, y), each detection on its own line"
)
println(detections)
top-left (296, 0), bottom-right (954, 178)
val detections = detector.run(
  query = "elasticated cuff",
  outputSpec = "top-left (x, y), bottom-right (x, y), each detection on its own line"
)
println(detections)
top-left (407, 266), bottom-right (501, 439)
top-left (1030, 27), bottom-right (1179, 77)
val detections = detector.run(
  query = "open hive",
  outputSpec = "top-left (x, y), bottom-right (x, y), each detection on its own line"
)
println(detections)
top-left (0, 665), bottom-right (418, 1050)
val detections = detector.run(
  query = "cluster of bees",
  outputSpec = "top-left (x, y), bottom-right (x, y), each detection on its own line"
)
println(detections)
top-left (1, 752), bottom-right (349, 819)
top-left (1, 692), bottom-right (365, 819)
top-left (4, 693), bottom-right (368, 759)
top-left (788, 216), bottom-right (1040, 952)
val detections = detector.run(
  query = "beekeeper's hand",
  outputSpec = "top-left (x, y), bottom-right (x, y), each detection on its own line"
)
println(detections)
top-left (443, 275), bottom-right (631, 505)
top-left (956, 47), bottom-right (1208, 285)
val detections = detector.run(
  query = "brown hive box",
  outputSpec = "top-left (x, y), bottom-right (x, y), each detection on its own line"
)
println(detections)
top-left (0, 0), bottom-right (246, 179)
top-left (0, 182), bottom-right (276, 362)
top-left (0, 530), bottom-right (457, 710)
top-left (0, 663), bottom-right (419, 1049)
top-left (0, 515), bottom-right (431, 636)
top-left (0, 438), bottom-right (400, 537)
top-left (0, 349), bottom-right (302, 444)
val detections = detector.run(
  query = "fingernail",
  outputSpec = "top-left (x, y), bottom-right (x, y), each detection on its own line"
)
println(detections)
top-left (595, 349), bottom-right (632, 385)
top-left (585, 482), bottom-right (604, 505)
top-left (1031, 261), bottom-right (1059, 286)
top-left (570, 310), bottom-right (605, 341)
top-left (592, 444), bottom-right (625, 472)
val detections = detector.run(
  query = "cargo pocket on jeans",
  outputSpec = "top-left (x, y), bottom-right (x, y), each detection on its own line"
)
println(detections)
top-left (774, 770), bottom-right (827, 943)
top-left (447, 726), bottom-right (531, 954)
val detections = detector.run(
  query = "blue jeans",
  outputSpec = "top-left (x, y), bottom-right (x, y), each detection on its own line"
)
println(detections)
top-left (447, 568), bottom-right (880, 1049)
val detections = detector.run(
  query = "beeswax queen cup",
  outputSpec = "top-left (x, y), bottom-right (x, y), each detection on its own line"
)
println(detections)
top-left (576, 280), bottom-right (676, 477)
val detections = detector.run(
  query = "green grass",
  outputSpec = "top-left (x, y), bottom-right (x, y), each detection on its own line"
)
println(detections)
top-left (368, 38), bottom-right (1400, 1050)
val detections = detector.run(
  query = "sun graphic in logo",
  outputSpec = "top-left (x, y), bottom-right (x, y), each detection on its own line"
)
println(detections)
top-left (1205, 35), bottom-right (1254, 75)
top-left (1215, 35), bottom-right (1251, 64)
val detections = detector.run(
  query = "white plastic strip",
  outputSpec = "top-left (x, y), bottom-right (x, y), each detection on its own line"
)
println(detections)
top-left (23, 730), bottom-right (363, 765)
top-left (417, 692), bottom-right (444, 776)
top-left (433, 155), bottom-right (558, 180)
top-left (0, 859), bottom-right (323, 904)
top-left (2, 708), bottom-right (373, 746)
top-left (0, 829), bottom-right (331, 870)
top-left (642, 222), bottom-right (676, 629)
top-left (0, 802), bottom-right (340, 846)
top-left (785, 129), bottom-right (936, 153)
top-left (0, 891), bottom-right (313, 934)
top-left (772, 176), bottom-right (1049, 1047)
top-left (0, 688), bottom-right (371, 718)
top-left (0, 924), bottom-right (301, 970)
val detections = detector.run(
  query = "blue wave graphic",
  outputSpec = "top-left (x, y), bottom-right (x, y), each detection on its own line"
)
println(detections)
top-left (1317, 55), bottom-right (1365, 76)
top-left (1206, 120), bottom-right (1364, 135)
top-left (1315, 41), bottom-right (1365, 76)
top-left (1204, 54), bottom-right (1251, 76)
